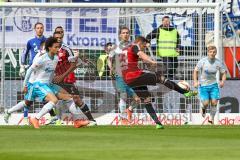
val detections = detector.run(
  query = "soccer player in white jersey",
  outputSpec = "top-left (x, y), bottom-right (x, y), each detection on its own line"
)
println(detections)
top-left (107, 27), bottom-right (140, 124)
top-left (20, 22), bottom-right (46, 124)
top-left (193, 45), bottom-right (227, 124)
top-left (4, 41), bottom-right (46, 124)
top-left (5, 37), bottom-right (87, 129)
top-left (28, 37), bottom-right (89, 128)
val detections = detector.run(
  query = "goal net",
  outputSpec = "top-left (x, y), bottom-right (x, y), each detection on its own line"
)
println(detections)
top-left (0, 3), bottom-right (220, 125)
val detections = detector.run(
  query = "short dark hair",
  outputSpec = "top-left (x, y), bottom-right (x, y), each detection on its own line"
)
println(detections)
top-left (134, 36), bottom-right (147, 43)
top-left (53, 31), bottom-right (62, 37)
top-left (162, 16), bottom-right (170, 21)
top-left (105, 42), bottom-right (112, 48)
top-left (119, 26), bottom-right (130, 35)
top-left (55, 26), bottom-right (64, 32)
top-left (34, 22), bottom-right (44, 29)
top-left (45, 37), bottom-right (58, 52)
top-left (104, 42), bottom-right (113, 52)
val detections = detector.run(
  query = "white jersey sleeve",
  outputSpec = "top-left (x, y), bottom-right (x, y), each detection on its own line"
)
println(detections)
top-left (28, 51), bottom-right (45, 83)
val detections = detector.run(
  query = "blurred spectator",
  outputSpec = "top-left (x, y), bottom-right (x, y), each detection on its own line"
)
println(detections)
top-left (146, 16), bottom-right (180, 80)
top-left (97, 43), bottom-right (112, 78)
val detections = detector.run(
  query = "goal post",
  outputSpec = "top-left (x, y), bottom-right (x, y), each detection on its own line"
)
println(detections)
top-left (0, 2), bottom-right (221, 125)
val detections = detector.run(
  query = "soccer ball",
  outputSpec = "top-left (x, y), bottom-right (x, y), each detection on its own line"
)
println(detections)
top-left (178, 80), bottom-right (190, 91)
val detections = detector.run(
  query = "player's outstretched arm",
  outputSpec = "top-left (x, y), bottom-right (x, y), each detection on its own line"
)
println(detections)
top-left (138, 51), bottom-right (157, 66)
top-left (53, 62), bottom-right (76, 83)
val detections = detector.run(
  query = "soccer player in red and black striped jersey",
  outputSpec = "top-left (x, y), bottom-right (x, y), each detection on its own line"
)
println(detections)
top-left (52, 30), bottom-right (96, 126)
top-left (121, 36), bottom-right (197, 129)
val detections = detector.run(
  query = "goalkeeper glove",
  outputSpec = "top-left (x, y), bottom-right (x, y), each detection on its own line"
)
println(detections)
top-left (19, 65), bottom-right (26, 77)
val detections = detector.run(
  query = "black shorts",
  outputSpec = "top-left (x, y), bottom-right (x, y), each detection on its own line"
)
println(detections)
top-left (58, 83), bottom-right (80, 95)
top-left (128, 72), bottom-right (157, 87)
top-left (128, 72), bottom-right (157, 99)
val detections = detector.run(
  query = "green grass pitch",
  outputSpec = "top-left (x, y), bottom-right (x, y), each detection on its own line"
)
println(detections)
top-left (0, 125), bottom-right (240, 160)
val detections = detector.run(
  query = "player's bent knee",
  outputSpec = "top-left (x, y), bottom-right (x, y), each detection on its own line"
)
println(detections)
top-left (45, 93), bottom-right (58, 104)
top-left (52, 98), bottom-right (58, 105)
top-left (24, 100), bottom-right (32, 106)
top-left (74, 98), bottom-right (84, 106)
top-left (202, 101), bottom-right (209, 107)
top-left (211, 100), bottom-right (218, 106)
top-left (73, 95), bottom-right (79, 101)
top-left (133, 95), bottom-right (141, 104)
top-left (73, 94), bottom-right (79, 98)
top-left (60, 93), bottom-right (73, 101)
top-left (157, 74), bottom-right (167, 84)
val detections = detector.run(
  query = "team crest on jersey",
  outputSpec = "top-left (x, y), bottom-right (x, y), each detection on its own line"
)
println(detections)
top-left (45, 67), bottom-right (54, 73)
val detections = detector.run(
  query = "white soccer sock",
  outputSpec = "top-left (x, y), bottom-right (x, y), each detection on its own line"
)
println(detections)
top-left (36, 101), bottom-right (55, 120)
top-left (65, 99), bottom-right (79, 120)
top-left (8, 101), bottom-right (26, 114)
top-left (118, 98), bottom-right (127, 119)
top-left (119, 92), bottom-right (127, 114)
top-left (55, 100), bottom-right (65, 119)
top-left (119, 98), bottom-right (126, 113)
top-left (210, 106), bottom-right (217, 121)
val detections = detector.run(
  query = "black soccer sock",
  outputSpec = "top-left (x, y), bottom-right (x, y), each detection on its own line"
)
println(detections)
top-left (156, 73), bottom-right (188, 94)
top-left (144, 103), bottom-right (162, 125)
top-left (49, 108), bottom-right (56, 117)
top-left (164, 79), bottom-right (188, 94)
top-left (79, 104), bottom-right (95, 121)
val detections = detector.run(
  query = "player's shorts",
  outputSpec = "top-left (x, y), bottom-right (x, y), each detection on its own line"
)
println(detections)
top-left (199, 83), bottom-right (220, 101)
top-left (25, 82), bottom-right (61, 102)
top-left (128, 72), bottom-right (157, 87)
top-left (115, 75), bottom-right (136, 97)
top-left (24, 82), bottom-right (34, 101)
top-left (57, 83), bottom-right (80, 95)
top-left (126, 72), bottom-right (157, 99)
